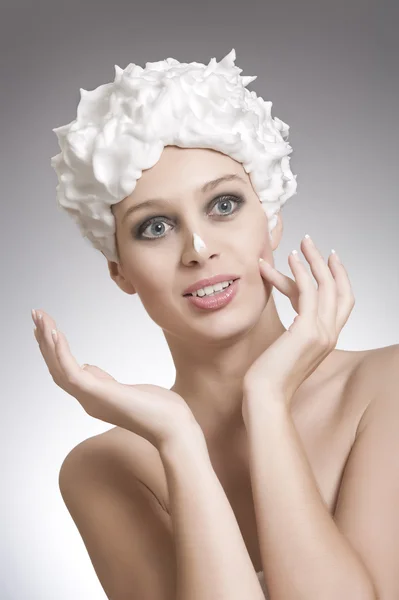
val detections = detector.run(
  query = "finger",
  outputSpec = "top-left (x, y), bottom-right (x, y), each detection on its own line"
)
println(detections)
top-left (288, 250), bottom-right (318, 321)
top-left (259, 260), bottom-right (298, 300)
top-left (300, 238), bottom-right (337, 333)
top-left (82, 364), bottom-right (116, 380)
top-left (52, 329), bottom-right (130, 422)
top-left (35, 311), bottom-right (64, 381)
top-left (52, 329), bottom-right (89, 387)
top-left (328, 254), bottom-right (356, 331)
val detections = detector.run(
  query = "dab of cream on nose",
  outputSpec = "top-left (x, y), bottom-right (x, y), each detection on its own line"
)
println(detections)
top-left (193, 232), bottom-right (207, 252)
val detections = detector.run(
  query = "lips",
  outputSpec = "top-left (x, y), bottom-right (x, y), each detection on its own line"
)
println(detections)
top-left (183, 274), bottom-right (240, 296)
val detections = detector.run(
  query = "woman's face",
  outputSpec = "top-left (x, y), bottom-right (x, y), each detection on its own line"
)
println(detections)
top-left (111, 146), bottom-right (278, 342)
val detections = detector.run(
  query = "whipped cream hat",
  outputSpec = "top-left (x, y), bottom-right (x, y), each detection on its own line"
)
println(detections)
top-left (50, 48), bottom-right (297, 264)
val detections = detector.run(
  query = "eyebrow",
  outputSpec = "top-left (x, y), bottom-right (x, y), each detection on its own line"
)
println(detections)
top-left (121, 173), bottom-right (248, 224)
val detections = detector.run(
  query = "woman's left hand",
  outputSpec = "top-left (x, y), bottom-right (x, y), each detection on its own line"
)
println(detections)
top-left (242, 235), bottom-right (356, 413)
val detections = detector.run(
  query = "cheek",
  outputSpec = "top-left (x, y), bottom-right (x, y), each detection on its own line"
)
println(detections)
top-left (255, 218), bottom-right (272, 259)
top-left (239, 215), bottom-right (270, 260)
top-left (131, 265), bottom-right (170, 299)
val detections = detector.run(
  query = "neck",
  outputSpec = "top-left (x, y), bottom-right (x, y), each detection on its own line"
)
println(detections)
top-left (166, 294), bottom-right (287, 448)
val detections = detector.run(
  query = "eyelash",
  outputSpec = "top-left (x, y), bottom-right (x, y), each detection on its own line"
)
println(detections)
top-left (133, 194), bottom-right (245, 241)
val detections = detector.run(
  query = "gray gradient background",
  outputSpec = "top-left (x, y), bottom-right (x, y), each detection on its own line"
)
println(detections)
top-left (2, 0), bottom-right (398, 598)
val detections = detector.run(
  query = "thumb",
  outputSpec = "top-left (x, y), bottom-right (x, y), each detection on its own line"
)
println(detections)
top-left (81, 364), bottom-right (116, 380)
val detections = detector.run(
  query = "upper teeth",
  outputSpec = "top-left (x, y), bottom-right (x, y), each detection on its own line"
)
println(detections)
top-left (189, 280), bottom-right (234, 297)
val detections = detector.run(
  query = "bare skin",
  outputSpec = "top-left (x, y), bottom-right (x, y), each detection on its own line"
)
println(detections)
top-left (90, 344), bottom-right (378, 574)
top-left (106, 145), bottom-right (352, 445)
top-left (50, 145), bottom-right (398, 596)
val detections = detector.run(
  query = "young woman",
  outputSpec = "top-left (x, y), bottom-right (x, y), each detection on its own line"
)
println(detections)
top-left (33, 50), bottom-right (398, 599)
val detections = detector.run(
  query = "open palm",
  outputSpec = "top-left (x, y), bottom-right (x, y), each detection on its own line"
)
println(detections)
top-left (32, 309), bottom-right (201, 449)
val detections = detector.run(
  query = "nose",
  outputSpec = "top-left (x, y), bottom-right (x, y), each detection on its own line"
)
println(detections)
top-left (181, 231), bottom-right (218, 266)
top-left (193, 232), bottom-right (207, 253)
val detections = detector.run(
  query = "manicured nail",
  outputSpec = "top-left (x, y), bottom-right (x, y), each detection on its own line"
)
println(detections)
top-left (31, 309), bottom-right (37, 326)
top-left (304, 234), bottom-right (314, 245)
top-left (291, 249), bottom-right (300, 261)
top-left (259, 257), bottom-right (264, 262)
top-left (331, 249), bottom-right (341, 263)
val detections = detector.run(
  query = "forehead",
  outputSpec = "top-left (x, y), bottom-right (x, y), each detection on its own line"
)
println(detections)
top-left (136, 146), bottom-right (246, 192)
top-left (114, 146), bottom-right (249, 215)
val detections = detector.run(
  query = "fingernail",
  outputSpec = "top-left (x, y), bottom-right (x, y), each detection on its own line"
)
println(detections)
top-left (304, 234), bottom-right (314, 245)
top-left (259, 257), bottom-right (264, 262)
top-left (291, 249), bottom-right (300, 261)
top-left (331, 249), bottom-right (341, 263)
top-left (31, 309), bottom-right (37, 326)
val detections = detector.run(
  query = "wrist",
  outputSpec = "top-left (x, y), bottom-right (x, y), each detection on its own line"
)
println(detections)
top-left (159, 422), bottom-right (209, 461)
top-left (242, 387), bottom-right (289, 426)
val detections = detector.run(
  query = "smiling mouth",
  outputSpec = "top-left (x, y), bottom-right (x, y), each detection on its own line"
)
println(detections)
top-left (183, 278), bottom-right (240, 297)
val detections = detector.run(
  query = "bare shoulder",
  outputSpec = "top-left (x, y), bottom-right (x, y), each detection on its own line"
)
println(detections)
top-left (59, 425), bottom-right (168, 511)
top-left (307, 345), bottom-right (399, 438)
top-left (58, 430), bottom-right (176, 600)
top-left (348, 343), bottom-right (399, 432)
top-left (350, 343), bottom-right (399, 393)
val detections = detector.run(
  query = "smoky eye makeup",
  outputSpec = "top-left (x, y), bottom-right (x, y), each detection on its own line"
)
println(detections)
top-left (131, 192), bottom-right (246, 240)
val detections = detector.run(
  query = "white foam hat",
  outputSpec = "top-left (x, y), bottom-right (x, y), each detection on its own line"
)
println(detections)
top-left (51, 48), bottom-right (297, 263)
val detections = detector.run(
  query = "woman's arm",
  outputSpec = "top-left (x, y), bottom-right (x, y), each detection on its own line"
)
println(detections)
top-left (244, 398), bottom-right (377, 600)
top-left (160, 431), bottom-right (266, 600)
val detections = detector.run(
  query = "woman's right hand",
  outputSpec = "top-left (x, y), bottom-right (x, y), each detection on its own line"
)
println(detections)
top-left (32, 309), bottom-right (204, 451)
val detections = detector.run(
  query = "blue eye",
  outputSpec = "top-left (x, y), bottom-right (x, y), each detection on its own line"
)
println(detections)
top-left (134, 195), bottom-right (245, 241)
